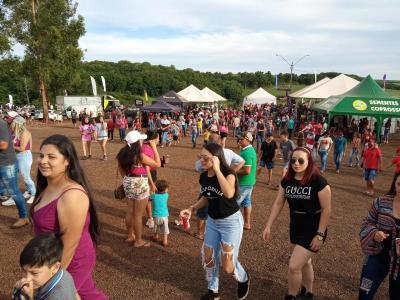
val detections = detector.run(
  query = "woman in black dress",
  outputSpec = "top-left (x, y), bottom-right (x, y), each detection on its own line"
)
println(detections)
top-left (262, 147), bottom-right (331, 300)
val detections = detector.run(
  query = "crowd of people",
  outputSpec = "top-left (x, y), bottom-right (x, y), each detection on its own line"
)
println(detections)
top-left (1, 102), bottom-right (400, 299)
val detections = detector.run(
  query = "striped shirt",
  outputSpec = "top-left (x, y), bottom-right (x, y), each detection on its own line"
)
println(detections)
top-left (360, 195), bottom-right (400, 279)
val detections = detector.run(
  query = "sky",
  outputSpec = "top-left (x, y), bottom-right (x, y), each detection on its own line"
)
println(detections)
top-left (76, 0), bottom-right (400, 79)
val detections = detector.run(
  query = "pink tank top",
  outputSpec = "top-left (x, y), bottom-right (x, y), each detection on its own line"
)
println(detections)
top-left (32, 188), bottom-right (95, 286)
top-left (14, 137), bottom-right (31, 150)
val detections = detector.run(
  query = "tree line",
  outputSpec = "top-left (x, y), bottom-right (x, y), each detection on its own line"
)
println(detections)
top-left (1, 57), bottom-right (384, 107)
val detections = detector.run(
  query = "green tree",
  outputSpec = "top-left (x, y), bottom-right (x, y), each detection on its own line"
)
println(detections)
top-left (1, 0), bottom-right (85, 120)
top-left (224, 81), bottom-right (243, 107)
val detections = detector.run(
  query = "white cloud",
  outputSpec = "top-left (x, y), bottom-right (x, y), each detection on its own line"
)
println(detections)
top-left (76, 0), bottom-right (400, 78)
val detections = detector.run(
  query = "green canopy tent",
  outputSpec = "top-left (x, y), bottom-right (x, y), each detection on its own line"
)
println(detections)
top-left (313, 75), bottom-right (400, 142)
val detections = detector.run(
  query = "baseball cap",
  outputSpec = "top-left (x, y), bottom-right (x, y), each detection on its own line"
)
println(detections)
top-left (125, 130), bottom-right (147, 144)
top-left (239, 132), bottom-right (253, 142)
top-left (7, 111), bottom-right (19, 118)
top-left (266, 132), bottom-right (273, 137)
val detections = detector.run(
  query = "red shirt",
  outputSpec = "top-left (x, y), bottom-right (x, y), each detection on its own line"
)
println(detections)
top-left (363, 147), bottom-right (382, 169)
top-left (106, 119), bottom-right (114, 130)
top-left (392, 156), bottom-right (400, 173)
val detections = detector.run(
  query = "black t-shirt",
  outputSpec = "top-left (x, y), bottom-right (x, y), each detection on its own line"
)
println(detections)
top-left (256, 123), bottom-right (265, 135)
top-left (281, 174), bottom-right (328, 213)
top-left (199, 171), bottom-right (239, 219)
top-left (260, 140), bottom-right (277, 162)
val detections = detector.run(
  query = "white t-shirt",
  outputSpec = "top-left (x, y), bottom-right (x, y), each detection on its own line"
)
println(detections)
top-left (195, 148), bottom-right (244, 173)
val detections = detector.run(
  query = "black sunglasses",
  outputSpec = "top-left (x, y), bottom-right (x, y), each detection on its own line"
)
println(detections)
top-left (290, 157), bottom-right (305, 165)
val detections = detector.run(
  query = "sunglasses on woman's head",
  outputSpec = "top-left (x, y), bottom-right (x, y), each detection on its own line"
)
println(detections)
top-left (290, 157), bottom-right (305, 165)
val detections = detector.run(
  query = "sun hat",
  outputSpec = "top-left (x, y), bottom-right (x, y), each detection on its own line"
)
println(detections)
top-left (239, 132), bottom-right (253, 142)
top-left (125, 130), bottom-right (147, 144)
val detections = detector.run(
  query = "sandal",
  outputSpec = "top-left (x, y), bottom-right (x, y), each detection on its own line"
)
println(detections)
top-left (133, 241), bottom-right (151, 248)
top-left (194, 233), bottom-right (204, 240)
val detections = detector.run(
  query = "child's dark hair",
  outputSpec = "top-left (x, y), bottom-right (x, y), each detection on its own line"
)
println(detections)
top-left (20, 233), bottom-right (63, 268)
top-left (156, 179), bottom-right (168, 193)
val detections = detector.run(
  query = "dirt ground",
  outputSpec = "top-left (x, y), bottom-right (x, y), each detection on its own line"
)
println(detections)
top-left (0, 122), bottom-right (398, 300)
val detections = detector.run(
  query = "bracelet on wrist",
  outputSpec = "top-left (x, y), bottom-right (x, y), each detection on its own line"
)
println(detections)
top-left (316, 231), bottom-right (325, 237)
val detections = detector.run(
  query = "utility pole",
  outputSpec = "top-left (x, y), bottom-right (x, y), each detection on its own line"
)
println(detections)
top-left (275, 54), bottom-right (310, 89)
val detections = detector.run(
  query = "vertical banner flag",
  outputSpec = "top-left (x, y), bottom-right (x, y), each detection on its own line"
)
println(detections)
top-left (101, 76), bottom-right (107, 92)
top-left (314, 71), bottom-right (317, 83)
top-left (144, 90), bottom-right (149, 103)
top-left (275, 74), bottom-right (278, 89)
top-left (90, 76), bottom-right (97, 96)
top-left (8, 94), bottom-right (13, 105)
top-left (383, 74), bottom-right (387, 90)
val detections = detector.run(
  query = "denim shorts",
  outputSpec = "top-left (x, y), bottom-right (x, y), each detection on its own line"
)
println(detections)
top-left (154, 217), bottom-right (169, 234)
top-left (236, 185), bottom-right (254, 208)
top-left (364, 169), bottom-right (377, 181)
top-left (259, 160), bottom-right (274, 169)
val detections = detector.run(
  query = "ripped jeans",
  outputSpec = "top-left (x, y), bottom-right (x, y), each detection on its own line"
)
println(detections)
top-left (202, 210), bottom-right (248, 292)
top-left (358, 252), bottom-right (390, 300)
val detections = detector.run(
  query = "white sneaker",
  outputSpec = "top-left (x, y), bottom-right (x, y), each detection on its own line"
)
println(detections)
top-left (23, 191), bottom-right (31, 199)
top-left (27, 196), bottom-right (35, 204)
top-left (146, 218), bottom-right (155, 229)
top-left (0, 195), bottom-right (9, 201)
top-left (2, 198), bottom-right (16, 206)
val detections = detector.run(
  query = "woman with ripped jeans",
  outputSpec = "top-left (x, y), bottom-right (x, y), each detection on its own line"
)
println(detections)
top-left (180, 143), bottom-right (249, 300)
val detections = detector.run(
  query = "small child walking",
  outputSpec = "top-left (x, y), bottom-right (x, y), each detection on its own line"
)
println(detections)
top-left (151, 179), bottom-right (170, 247)
top-left (13, 233), bottom-right (78, 300)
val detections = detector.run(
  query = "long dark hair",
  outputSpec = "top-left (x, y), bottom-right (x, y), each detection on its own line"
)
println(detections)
top-left (203, 143), bottom-right (239, 199)
top-left (284, 147), bottom-right (320, 185)
top-left (30, 135), bottom-right (100, 244)
top-left (116, 141), bottom-right (142, 175)
top-left (388, 172), bottom-right (400, 196)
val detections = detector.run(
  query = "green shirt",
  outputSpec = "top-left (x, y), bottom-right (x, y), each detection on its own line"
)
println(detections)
top-left (239, 145), bottom-right (257, 186)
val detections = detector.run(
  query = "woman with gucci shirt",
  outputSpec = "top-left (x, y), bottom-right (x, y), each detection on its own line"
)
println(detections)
top-left (180, 143), bottom-right (249, 300)
top-left (263, 147), bottom-right (331, 300)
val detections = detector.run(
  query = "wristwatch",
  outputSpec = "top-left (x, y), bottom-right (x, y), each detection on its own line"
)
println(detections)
top-left (316, 231), bottom-right (325, 241)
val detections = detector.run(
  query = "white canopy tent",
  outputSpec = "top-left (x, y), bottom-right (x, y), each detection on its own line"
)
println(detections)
top-left (201, 87), bottom-right (227, 102)
top-left (289, 77), bottom-right (331, 97)
top-left (243, 87), bottom-right (277, 105)
top-left (291, 74), bottom-right (359, 100)
top-left (178, 84), bottom-right (212, 103)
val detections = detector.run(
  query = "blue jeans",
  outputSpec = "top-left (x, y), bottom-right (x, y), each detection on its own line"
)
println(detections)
top-left (333, 151), bottom-right (344, 170)
top-left (234, 127), bottom-right (241, 138)
top-left (191, 132), bottom-right (197, 147)
top-left (0, 163), bottom-right (27, 218)
top-left (161, 131), bottom-right (169, 145)
top-left (318, 150), bottom-right (328, 172)
top-left (119, 128), bottom-right (126, 141)
top-left (358, 252), bottom-right (390, 300)
top-left (236, 185), bottom-right (254, 208)
top-left (348, 148), bottom-right (360, 167)
top-left (256, 134), bottom-right (263, 152)
top-left (16, 151), bottom-right (36, 196)
top-left (203, 211), bottom-right (248, 292)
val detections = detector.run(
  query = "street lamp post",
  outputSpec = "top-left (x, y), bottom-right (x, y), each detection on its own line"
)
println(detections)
top-left (275, 54), bottom-right (310, 89)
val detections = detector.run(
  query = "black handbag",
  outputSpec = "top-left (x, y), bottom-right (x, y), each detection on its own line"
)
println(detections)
top-left (114, 184), bottom-right (125, 200)
top-left (114, 168), bottom-right (125, 200)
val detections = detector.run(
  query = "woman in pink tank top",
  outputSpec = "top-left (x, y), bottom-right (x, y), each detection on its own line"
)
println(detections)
top-left (117, 130), bottom-right (161, 247)
top-left (30, 135), bottom-right (107, 300)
